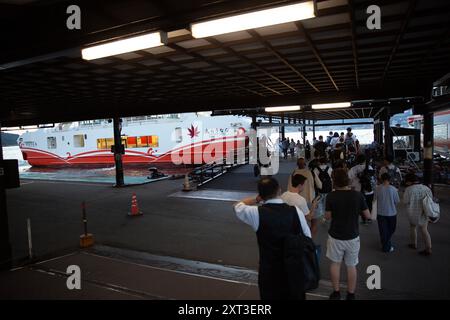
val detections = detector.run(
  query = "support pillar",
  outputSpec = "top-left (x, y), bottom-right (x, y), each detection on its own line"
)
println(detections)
top-left (281, 114), bottom-right (285, 140)
top-left (374, 120), bottom-right (382, 145)
top-left (312, 120), bottom-right (316, 139)
top-left (383, 110), bottom-right (394, 160)
top-left (251, 114), bottom-right (257, 130)
top-left (113, 118), bottom-right (125, 187)
top-left (423, 112), bottom-right (434, 188)
top-left (302, 118), bottom-right (306, 145)
top-left (0, 124), bottom-right (13, 270)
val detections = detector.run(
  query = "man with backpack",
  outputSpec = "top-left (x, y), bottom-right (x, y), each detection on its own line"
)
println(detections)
top-left (348, 154), bottom-right (376, 225)
top-left (312, 157), bottom-right (333, 237)
top-left (233, 177), bottom-right (311, 299)
top-left (379, 156), bottom-right (402, 188)
top-left (314, 136), bottom-right (328, 158)
top-left (344, 127), bottom-right (356, 149)
top-left (281, 138), bottom-right (290, 160)
top-left (326, 131), bottom-right (334, 145)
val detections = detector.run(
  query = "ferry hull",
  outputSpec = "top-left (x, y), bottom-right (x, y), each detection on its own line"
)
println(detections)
top-left (21, 138), bottom-right (247, 167)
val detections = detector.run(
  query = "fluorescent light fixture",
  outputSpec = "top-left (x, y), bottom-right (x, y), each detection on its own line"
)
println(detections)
top-left (311, 102), bottom-right (351, 110)
top-left (191, 1), bottom-right (315, 38)
top-left (265, 106), bottom-right (301, 112)
top-left (82, 31), bottom-right (167, 60)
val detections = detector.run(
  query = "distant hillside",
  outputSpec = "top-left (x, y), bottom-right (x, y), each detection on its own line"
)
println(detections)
top-left (1, 132), bottom-right (19, 146)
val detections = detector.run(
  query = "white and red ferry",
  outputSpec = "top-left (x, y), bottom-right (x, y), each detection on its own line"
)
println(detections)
top-left (18, 113), bottom-right (251, 167)
top-left (407, 109), bottom-right (450, 156)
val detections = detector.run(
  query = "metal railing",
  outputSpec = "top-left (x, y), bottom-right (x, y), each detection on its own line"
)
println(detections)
top-left (188, 147), bottom-right (249, 188)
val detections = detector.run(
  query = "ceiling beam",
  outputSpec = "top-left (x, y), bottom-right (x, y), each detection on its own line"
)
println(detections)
top-left (295, 22), bottom-right (339, 91)
top-left (413, 24), bottom-right (450, 76)
top-left (247, 30), bottom-right (320, 92)
top-left (168, 43), bottom-right (275, 96)
top-left (348, 0), bottom-right (359, 88)
top-left (206, 37), bottom-right (299, 93)
top-left (381, 0), bottom-right (418, 83)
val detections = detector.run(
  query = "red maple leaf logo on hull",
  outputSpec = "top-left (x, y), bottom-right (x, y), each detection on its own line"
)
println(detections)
top-left (188, 125), bottom-right (200, 138)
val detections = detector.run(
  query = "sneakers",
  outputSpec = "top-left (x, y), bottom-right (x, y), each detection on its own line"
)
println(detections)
top-left (329, 291), bottom-right (341, 300)
top-left (389, 246), bottom-right (395, 253)
top-left (346, 292), bottom-right (356, 300)
top-left (329, 291), bottom-right (356, 300)
top-left (419, 249), bottom-right (432, 256)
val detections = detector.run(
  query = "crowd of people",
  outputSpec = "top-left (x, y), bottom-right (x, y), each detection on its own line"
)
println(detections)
top-left (279, 127), bottom-right (361, 164)
top-left (234, 127), bottom-right (436, 300)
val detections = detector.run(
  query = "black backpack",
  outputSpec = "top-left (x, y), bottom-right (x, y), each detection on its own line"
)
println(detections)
top-left (317, 166), bottom-right (332, 193)
top-left (358, 166), bottom-right (375, 193)
top-left (385, 166), bottom-right (401, 188)
top-left (284, 211), bottom-right (320, 294)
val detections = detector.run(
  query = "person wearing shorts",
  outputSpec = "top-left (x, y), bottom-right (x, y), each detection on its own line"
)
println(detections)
top-left (325, 169), bottom-right (371, 300)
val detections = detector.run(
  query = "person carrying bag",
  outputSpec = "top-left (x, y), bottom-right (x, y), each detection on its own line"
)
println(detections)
top-left (284, 210), bottom-right (320, 294)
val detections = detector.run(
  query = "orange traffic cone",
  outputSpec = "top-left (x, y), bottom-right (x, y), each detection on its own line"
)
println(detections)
top-left (128, 193), bottom-right (143, 217)
top-left (182, 174), bottom-right (193, 191)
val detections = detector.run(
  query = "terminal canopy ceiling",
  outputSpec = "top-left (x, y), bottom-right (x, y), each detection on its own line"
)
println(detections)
top-left (0, 0), bottom-right (449, 126)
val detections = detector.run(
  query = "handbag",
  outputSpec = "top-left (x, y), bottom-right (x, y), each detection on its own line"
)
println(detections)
top-left (423, 194), bottom-right (440, 223)
top-left (284, 212), bottom-right (320, 293)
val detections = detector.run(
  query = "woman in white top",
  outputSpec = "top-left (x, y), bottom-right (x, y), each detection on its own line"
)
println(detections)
top-left (403, 173), bottom-right (433, 256)
top-left (330, 132), bottom-right (340, 149)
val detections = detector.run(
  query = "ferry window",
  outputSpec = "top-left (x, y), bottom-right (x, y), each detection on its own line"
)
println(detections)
top-left (97, 138), bottom-right (117, 149)
top-left (74, 134), bottom-right (85, 148)
top-left (127, 136), bottom-right (137, 148)
top-left (175, 127), bottom-right (182, 143)
top-left (24, 141), bottom-right (36, 147)
top-left (106, 138), bottom-right (114, 149)
top-left (97, 138), bottom-right (107, 149)
top-left (47, 137), bottom-right (57, 149)
top-left (138, 136), bottom-right (149, 147)
top-left (149, 135), bottom-right (158, 147)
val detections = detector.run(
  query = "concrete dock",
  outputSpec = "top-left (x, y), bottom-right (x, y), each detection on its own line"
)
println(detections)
top-left (3, 158), bottom-right (450, 299)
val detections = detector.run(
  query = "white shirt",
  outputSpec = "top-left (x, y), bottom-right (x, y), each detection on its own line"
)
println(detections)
top-left (330, 137), bottom-right (340, 148)
top-left (348, 163), bottom-right (374, 193)
top-left (403, 184), bottom-right (432, 226)
top-left (281, 191), bottom-right (310, 216)
top-left (287, 168), bottom-right (316, 204)
top-left (233, 198), bottom-right (311, 238)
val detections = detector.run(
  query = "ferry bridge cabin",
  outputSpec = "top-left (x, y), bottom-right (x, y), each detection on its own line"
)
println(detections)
top-left (1, 0), bottom-right (450, 269)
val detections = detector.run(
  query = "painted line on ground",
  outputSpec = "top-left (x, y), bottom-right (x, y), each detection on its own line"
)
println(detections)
top-left (80, 252), bottom-right (329, 299)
